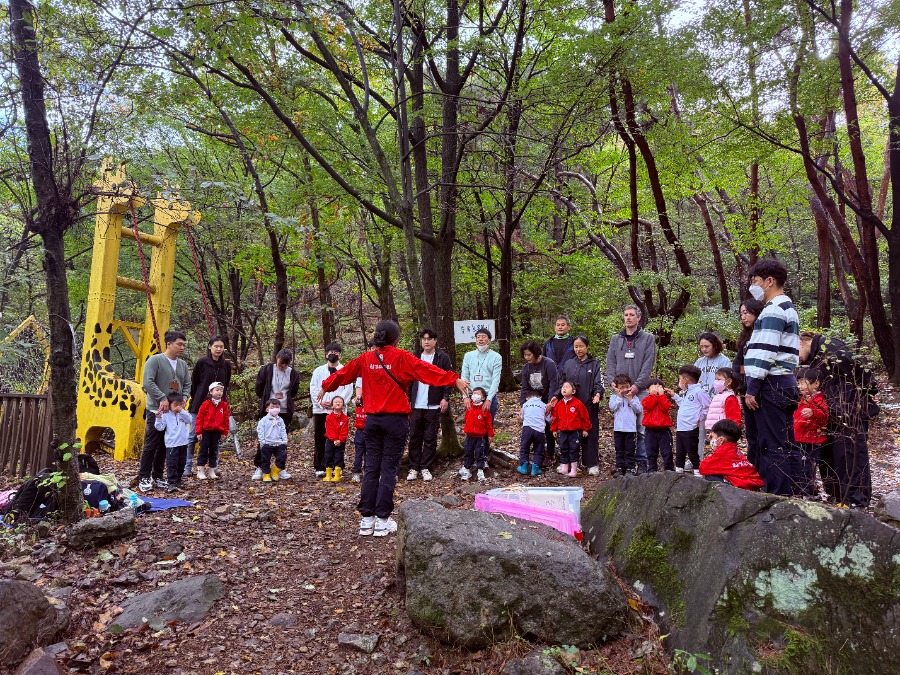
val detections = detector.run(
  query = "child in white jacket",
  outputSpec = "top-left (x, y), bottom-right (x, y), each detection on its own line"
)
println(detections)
top-left (154, 392), bottom-right (193, 491)
top-left (666, 365), bottom-right (711, 475)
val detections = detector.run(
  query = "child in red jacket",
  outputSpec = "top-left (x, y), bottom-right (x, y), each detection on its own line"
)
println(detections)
top-left (793, 366), bottom-right (829, 498)
top-left (642, 378), bottom-right (674, 472)
top-left (194, 382), bottom-right (230, 480)
top-left (460, 387), bottom-right (494, 482)
top-left (699, 420), bottom-right (764, 490)
top-left (551, 381), bottom-right (591, 477)
top-left (323, 396), bottom-right (350, 482)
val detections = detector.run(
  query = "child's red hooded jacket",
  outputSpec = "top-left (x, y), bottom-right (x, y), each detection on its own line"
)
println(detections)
top-left (551, 397), bottom-right (591, 432)
top-left (699, 441), bottom-right (764, 490)
top-left (326, 410), bottom-right (350, 443)
top-left (463, 403), bottom-right (494, 437)
top-left (641, 394), bottom-right (674, 428)
top-left (195, 398), bottom-right (230, 434)
top-left (793, 391), bottom-right (828, 444)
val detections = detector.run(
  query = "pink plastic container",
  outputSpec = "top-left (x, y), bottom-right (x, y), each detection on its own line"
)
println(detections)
top-left (474, 493), bottom-right (583, 540)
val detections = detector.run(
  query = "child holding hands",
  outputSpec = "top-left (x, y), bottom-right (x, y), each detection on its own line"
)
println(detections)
top-left (194, 382), bottom-right (230, 480)
top-left (460, 387), bottom-right (494, 482)
top-left (551, 381), bottom-right (591, 477)
top-left (609, 374), bottom-right (644, 476)
top-left (642, 378), bottom-right (674, 472)
top-left (323, 395), bottom-right (349, 482)
top-left (154, 392), bottom-right (192, 491)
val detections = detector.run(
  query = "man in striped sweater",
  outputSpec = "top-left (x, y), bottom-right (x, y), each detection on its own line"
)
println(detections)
top-left (743, 259), bottom-right (801, 496)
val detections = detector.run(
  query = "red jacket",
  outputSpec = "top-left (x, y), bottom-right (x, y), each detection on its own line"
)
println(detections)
top-left (464, 403), bottom-right (494, 437)
top-left (354, 404), bottom-right (367, 430)
top-left (794, 391), bottom-right (828, 444)
top-left (321, 346), bottom-right (458, 415)
top-left (551, 397), bottom-right (591, 432)
top-left (195, 398), bottom-right (230, 434)
top-left (699, 441), bottom-right (764, 490)
top-left (325, 411), bottom-right (349, 443)
top-left (641, 394), bottom-right (673, 428)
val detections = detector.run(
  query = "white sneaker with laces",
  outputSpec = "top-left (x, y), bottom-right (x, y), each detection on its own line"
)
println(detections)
top-left (154, 478), bottom-right (169, 489)
top-left (588, 465), bottom-right (600, 476)
top-left (459, 466), bottom-right (472, 481)
top-left (476, 469), bottom-right (486, 482)
top-left (197, 467), bottom-right (208, 480)
top-left (279, 470), bottom-right (292, 480)
top-left (421, 469), bottom-right (433, 482)
top-left (138, 478), bottom-right (153, 493)
top-left (373, 517), bottom-right (398, 537)
top-left (251, 468), bottom-right (263, 480)
top-left (315, 470), bottom-right (326, 479)
top-left (406, 469), bottom-right (419, 481)
top-left (359, 516), bottom-right (376, 536)
top-left (351, 473), bottom-right (361, 482)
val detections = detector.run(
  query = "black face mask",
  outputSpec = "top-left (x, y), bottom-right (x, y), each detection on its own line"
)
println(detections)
top-left (326, 354), bottom-right (340, 364)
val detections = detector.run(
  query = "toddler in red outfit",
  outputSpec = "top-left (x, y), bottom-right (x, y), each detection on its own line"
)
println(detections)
top-left (460, 387), bottom-right (494, 482)
top-left (550, 381), bottom-right (591, 477)
top-left (699, 420), bottom-right (764, 491)
top-left (793, 366), bottom-right (829, 498)
top-left (642, 378), bottom-right (674, 472)
top-left (323, 396), bottom-right (349, 482)
top-left (194, 382), bottom-right (230, 480)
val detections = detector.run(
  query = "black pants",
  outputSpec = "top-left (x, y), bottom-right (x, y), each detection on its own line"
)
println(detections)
top-left (578, 404), bottom-right (600, 468)
top-left (519, 427), bottom-right (546, 467)
top-left (352, 431), bottom-right (367, 473)
top-left (464, 434), bottom-right (488, 470)
top-left (139, 411), bottom-right (166, 480)
top-left (166, 445), bottom-right (187, 485)
top-left (324, 439), bottom-right (345, 469)
top-left (260, 443), bottom-right (287, 474)
top-left (743, 398), bottom-right (760, 470)
top-left (675, 429), bottom-right (700, 470)
top-left (645, 427), bottom-right (674, 471)
top-left (313, 413), bottom-right (328, 472)
top-left (557, 430), bottom-right (581, 464)
top-left (614, 431), bottom-right (637, 472)
top-left (820, 423), bottom-right (871, 506)
top-left (358, 414), bottom-right (409, 518)
top-left (746, 375), bottom-right (799, 496)
top-left (254, 412), bottom-right (291, 467)
top-left (408, 408), bottom-right (440, 471)
top-left (542, 421), bottom-right (556, 467)
top-left (197, 430), bottom-right (222, 468)
top-left (795, 442), bottom-right (821, 498)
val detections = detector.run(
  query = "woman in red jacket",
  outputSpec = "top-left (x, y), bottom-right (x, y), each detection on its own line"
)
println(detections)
top-left (319, 320), bottom-right (469, 537)
top-left (699, 420), bottom-right (764, 491)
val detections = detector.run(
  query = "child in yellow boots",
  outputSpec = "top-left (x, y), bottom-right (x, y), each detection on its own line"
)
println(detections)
top-left (257, 398), bottom-right (290, 482)
top-left (323, 396), bottom-right (349, 482)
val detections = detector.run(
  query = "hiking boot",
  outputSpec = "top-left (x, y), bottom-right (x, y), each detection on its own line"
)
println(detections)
top-left (530, 463), bottom-right (542, 477)
top-left (406, 470), bottom-right (419, 481)
top-left (271, 466), bottom-right (281, 481)
top-left (138, 478), bottom-right (153, 493)
top-left (420, 469), bottom-right (433, 482)
top-left (588, 466), bottom-right (600, 476)
top-left (458, 466), bottom-right (472, 481)
top-left (567, 465), bottom-right (578, 478)
top-left (197, 467), bottom-right (208, 480)
top-left (476, 469), bottom-right (486, 482)
top-left (251, 467), bottom-right (263, 480)
top-left (279, 470), bottom-right (292, 480)
top-left (373, 517), bottom-right (398, 537)
top-left (557, 463), bottom-right (570, 475)
top-left (351, 472), bottom-right (361, 482)
top-left (333, 467), bottom-right (342, 482)
top-left (517, 463), bottom-right (530, 475)
top-left (155, 478), bottom-right (170, 490)
top-left (323, 468), bottom-right (333, 482)
top-left (359, 516), bottom-right (376, 536)
top-left (262, 473), bottom-right (273, 482)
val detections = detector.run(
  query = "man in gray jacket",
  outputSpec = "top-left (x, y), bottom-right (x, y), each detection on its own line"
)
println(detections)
top-left (139, 331), bottom-right (191, 492)
top-left (605, 305), bottom-right (656, 467)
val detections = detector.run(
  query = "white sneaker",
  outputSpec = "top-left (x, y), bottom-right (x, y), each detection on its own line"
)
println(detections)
top-left (421, 469), bottom-right (433, 482)
top-left (476, 469), bottom-right (486, 482)
top-left (279, 470), bottom-right (292, 480)
top-left (351, 472), bottom-right (361, 482)
top-left (459, 467), bottom-right (472, 481)
top-left (251, 468), bottom-right (263, 480)
top-left (373, 517), bottom-right (398, 537)
top-left (197, 467), bottom-right (208, 480)
top-left (359, 516), bottom-right (376, 536)
top-left (138, 478), bottom-right (153, 493)
top-left (154, 478), bottom-right (170, 490)
top-left (693, 469), bottom-right (701, 477)
top-left (588, 466), bottom-right (600, 476)
top-left (675, 467), bottom-right (685, 474)
top-left (208, 467), bottom-right (219, 479)
top-left (315, 470), bottom-right (326, 479)
top-left (406, 470), bottom-right (419, 481)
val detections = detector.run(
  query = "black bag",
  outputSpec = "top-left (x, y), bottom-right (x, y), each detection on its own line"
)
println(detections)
top-left (1, 469), bottom-right (59, 524)
top-left (77, 453), bottom-right (101, 475)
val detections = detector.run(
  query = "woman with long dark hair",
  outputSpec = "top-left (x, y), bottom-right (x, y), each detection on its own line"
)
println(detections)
top-left (319, 320), bottom-right (469, 537)
top-left (732, 298), bottom-right (765, 468)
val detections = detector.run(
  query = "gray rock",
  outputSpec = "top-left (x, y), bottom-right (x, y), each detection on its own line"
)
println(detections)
top-left (337, 632), bottom-right (380, 654)
top-left (501, 650), bottom-right (567, 675)
top-left (397, 500), bottom-right (625, 649)
top-left (109, 574), bottom-right (225, 630)
top-left (582, 472), bottom-right (900, 674)
top-left (12, 648), bottom-right (65, 675)
top-left (292, 412), bottom-right (311, 429)
top-left (42, 643), bottom-right (67, 656)
top-left (875, 490), bottom-right (900, 526)
top-left (432, 494), bottom-right (460, 508)
top-left (0, 581), bottom-right (69, 666)
top-left (269, 612), bottom-right (297, 627)
top-left (66, 509), bottom-right (135, 550)
top-left (33, 545), bottom-right (59, 565)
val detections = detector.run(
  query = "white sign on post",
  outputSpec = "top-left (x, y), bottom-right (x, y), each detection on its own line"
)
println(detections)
top-left (453, 319), bottom-right (496, 344)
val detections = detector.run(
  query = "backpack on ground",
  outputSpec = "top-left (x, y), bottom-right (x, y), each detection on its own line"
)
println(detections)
top-left (1, 469), bottom-right (59, 524)
top-left (77, 453), bottom-right (101, 475)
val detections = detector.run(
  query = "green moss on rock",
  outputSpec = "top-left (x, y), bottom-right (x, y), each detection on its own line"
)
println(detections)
top-left (622, 521), bottom-right (686, 627)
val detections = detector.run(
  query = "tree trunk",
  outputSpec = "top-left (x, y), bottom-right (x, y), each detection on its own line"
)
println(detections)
top-left (10, 0), bottom-right (82, 522)
top-left (809, 192), bottom-right (832, 328)
top-left (693, 194), bottom-right (730, 310)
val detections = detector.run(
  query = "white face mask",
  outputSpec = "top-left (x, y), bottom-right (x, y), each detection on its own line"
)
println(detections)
top-left (476, 344), bottom-right (490, 353)
top-left (268, 409), bottom-right (280, 418)
top-left (748, 284), bottom-right (765, 301)
top-left (710, 437), bottom-right (721, 450)
top-left (471, 393), bottom-right (483, 404)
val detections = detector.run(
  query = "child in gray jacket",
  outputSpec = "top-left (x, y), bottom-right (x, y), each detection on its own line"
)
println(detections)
top-left (154, 393), bottom-right (193, 491)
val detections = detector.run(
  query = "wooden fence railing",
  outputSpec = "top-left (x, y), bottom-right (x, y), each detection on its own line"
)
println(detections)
top-left (0, 393), bottom-right (54, 478)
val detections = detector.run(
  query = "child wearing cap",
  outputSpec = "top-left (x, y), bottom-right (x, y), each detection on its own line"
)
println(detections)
top-left (194, 381), bottom-right (231, 480)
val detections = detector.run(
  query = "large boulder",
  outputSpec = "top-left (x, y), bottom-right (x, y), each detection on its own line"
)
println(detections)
top-left (0, 581), bottom-right (69, 667)
top-left (582, 472), bottom-right (900, 674)
top-left (396, 500), bottom-right (625, 649)
top-left (13, 649), bottom-right (65, 675)
top-left (109, 574), bottom-right (225, 631)
top-left (66, 508), bottom-right (135, 549)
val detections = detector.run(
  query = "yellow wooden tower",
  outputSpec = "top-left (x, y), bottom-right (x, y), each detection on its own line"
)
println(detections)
top-left (77, 161), bottom-right (200, 460)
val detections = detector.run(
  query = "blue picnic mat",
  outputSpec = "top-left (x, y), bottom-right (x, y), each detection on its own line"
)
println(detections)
top-left (140, 497), bottom-right (194, 512)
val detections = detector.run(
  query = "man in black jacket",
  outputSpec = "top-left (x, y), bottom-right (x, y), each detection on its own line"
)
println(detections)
top-left (406, 328), bottom-right (452, 481)
top-left (799, 332), bottom-right (879, 507)
top-left (186, 336), bottom-right (232, 476)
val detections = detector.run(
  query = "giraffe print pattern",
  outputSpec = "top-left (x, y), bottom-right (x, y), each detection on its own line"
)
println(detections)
top-left (80, 322), bottom-right (143, 417)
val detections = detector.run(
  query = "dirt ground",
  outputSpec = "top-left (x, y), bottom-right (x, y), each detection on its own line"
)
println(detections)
top-left (2, 385), bottom-right (898, 675)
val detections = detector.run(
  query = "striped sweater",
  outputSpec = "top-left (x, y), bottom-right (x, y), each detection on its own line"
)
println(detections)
top-left (744, 294), bottom-right (800, 396)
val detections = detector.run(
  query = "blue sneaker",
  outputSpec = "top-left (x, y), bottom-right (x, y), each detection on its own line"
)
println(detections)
top-left (531, 463), bottom-right (542, 477)
top-left (517, 462), bottom-right (530, 475)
